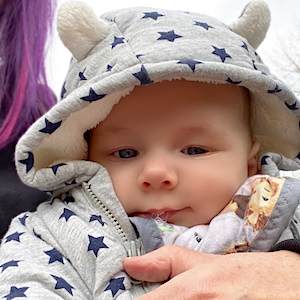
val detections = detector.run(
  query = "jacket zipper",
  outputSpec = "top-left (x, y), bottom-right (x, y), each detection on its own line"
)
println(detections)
top-left (82, 181), bottom-right (129, 243)
top-left (82, 182), bottom-right (148, 298)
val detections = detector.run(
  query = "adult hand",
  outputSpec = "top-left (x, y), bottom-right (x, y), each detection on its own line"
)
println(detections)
top-left (124, 244), bottom-right (300, 300)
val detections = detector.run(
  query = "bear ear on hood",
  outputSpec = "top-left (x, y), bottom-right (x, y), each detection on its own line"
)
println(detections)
top-left (57, 1), bottom-right (109, 61)
top-left (230, 0), bottom-right (270, 49)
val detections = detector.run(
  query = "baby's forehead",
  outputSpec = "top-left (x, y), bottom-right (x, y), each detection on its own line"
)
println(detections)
top-left (93, 80), bottom-right (249, 132)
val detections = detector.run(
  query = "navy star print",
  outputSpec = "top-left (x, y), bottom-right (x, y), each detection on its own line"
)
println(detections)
top-left (33, 229), bottom-right (42, 239)
top-left (194, 21), bottom-right (213, 30)
top-left (19, 152), bottom-right (34, 173)
top-left (0, 260), bottom-right (21, 273)
top-left (106, 64), bottom-right (115, 72)
top-left (178, 60), bottom-right (202, 72)
top-left (133, 65), bottom-right (153, 85)
top-left (212, 46), bottom-right (231, 62)
top-left (3, 286), bottom-right (28, 300)
top-left (242, 41), bottom-right (249, 51)
top-left (5, 232), bottom-right (24, 243)
top-left (226, 77), bottom-right (242, 85)
top-left (39, 118), bottom-right (62, 134)
top-left (80, 88), bottom-right (106, 102)
top-left (19, 214), bottom-right (28, 226)
top-left (79, 68), bottom-right (87, 80)
top-left (268, 84), bottom-right (282, 94)
top-left (143, 12), bottom-right (164, 20)
top-left (252, 60), bottom-right (258, 70)
top-left (285, 101), bottom-right (298, 110)
top-left (59, 208), bottom-right (76, 222)
top-left (63, 195), bottom-right (75, 203)
top-left (45, 248), bottom-right (64, 264)
top-left (157, 30), bottom-right (182, 42)
top-left (104, 277), bottom-right (126, 296)
top-left (88, 235), bottom-right (108, 256)
top-left (111, 36), bottom-right (125, 49)
top-left (89, 215), bottom-right (107, 226)
top-left (261, 155), bottom-right (269, 166)
top-left (65, 179), bottom-right (76, 186)
top-left (51, 275), bottom-right (74, 295)
top-left (61, 81), bottom-right (67, 99)
top-left (50, 163), bottom-right (66, 175)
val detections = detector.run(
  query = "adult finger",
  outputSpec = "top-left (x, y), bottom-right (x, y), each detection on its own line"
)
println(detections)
top-left (124, 244), bottom-right (216, 282)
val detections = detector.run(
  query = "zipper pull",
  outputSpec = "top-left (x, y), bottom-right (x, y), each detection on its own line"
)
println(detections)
top-left (124, 238), bottom-right (144, 257)
top-left (124, 238), bottom-right (145, 285)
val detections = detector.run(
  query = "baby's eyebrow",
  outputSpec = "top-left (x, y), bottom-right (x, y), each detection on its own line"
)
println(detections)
top-left (92, 125), bottom-right (135, 137)
top-left (177, 125), bottom-right (228, 138)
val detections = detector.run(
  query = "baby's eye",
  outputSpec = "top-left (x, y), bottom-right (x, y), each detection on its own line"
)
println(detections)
top-left (114, 149), bottom-right (138, 159)
top-left (182, 146), bottom-right (208, 156)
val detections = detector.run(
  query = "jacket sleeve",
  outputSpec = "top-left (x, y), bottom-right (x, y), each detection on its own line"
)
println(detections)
top-left (0, 213), bottom-right (94, 299)
top-left (0, 207), bottom-right (146, 299)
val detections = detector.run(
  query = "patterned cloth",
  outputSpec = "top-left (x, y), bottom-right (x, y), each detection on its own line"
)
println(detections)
top-left (154, 175), bottom-right (300, 254)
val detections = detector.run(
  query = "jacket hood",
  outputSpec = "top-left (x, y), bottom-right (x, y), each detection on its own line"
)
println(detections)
top-left (15, 1), bottom-right (300, 194)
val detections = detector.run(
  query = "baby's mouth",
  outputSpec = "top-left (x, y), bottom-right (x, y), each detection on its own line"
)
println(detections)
top-left (131, 209), bottom-right (180, 222)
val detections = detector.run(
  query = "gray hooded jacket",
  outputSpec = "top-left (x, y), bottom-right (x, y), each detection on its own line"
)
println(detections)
top-left (1, 1), bottom-right (300, 299)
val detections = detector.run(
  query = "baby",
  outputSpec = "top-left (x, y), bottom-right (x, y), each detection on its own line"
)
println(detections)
top-left (1, 1), bottom-right (300, 299)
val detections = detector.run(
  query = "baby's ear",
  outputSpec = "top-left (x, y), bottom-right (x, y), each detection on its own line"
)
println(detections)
top-left (230, 0), bottom-right (270, 49)
top-left (248, 141), bottom-right (260, 176)
top-left (57, 1), bottom-right (109, 61)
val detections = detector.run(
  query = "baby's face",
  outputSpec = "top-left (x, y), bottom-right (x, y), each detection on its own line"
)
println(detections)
top-left (89, 80), bottom-right (259, 227)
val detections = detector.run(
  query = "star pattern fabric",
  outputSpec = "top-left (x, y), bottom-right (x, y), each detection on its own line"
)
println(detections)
top-left (157, 30), bottom-right (182, 42)
top-left (61, 82), bottom-right (66, 99)
top-left (3, 286), bottom-right (28, 300)
top-left (106, 64), bottom-right (115, 72)
top-left (39, 118), bottom-right (62, 134)
top-left (45, 248), bottom-right (64, 264)
top-left (111, 36), bottom-right (125, 49)
top-left (104, 277), bottom-right (126, 296)
top-left (268, 84), bottom-right (282, 94)
top-left (87, 235), bottom-right (108, 256)
top-left (59, 208), bottom-right (76, 222)
top-left (79, 68), bottom-right (87, 80)
top-left (194, 21), bottom-right (213, 30)
top-left (19, 215), bottom-right (28, 226)
top-left (18, 152), bottom-right (34, 173)
top-left (143, 12), bottom-right (164, 20)
top-left (80, 88), bottom-right (106, 102)
top-left (5, 232), bottom-right (24, 243)
top-left (261, 155), bottom-right (269, 166)
top-left (50, 163), bottom-right (67, 175)
top-left (226, 77), bottom-right (242, 85)
top-left (51, 275), bottom-right (74, 295)
top-left (212, 46), bottom-right (231, 62)
top-left (0, 261), bottom-right (21, 273)
top-left (89, 215), bottom-right (107, 226)
top-left (133, 65), bottom-right (153, 85)
top-left (177, 60), bottom-right (202, 72)
top-left (242, 41), bottom-right (249, 51)
top-left (286, 101), bottom-right (298, 110)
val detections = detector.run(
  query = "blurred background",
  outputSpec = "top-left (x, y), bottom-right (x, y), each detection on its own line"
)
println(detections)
top-left (47, 0), bottom-right (300, 99)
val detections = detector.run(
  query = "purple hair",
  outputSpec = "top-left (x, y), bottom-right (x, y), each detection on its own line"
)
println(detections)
top-left (0, 0), bottom-right (57, 150)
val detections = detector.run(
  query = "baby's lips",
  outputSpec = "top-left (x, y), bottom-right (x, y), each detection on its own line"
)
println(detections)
top-left (132, 210), bottom-right (180, 221)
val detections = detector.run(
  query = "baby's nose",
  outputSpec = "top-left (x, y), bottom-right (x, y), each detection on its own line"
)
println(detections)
top-left (138, 160), bottom-right (178, 190)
